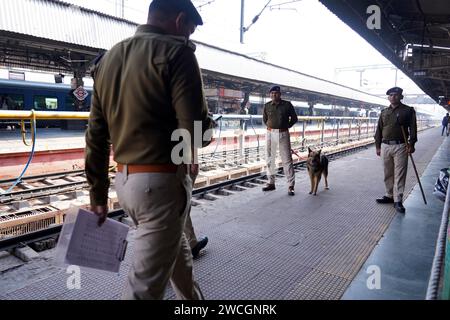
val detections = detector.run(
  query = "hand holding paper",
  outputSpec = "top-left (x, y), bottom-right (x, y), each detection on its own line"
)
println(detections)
top-left (55, 208), bottom-right (129, 273)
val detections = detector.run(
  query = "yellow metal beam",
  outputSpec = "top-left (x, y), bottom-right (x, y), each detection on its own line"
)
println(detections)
top-left (297, 116), bottom-right (372, 121)
top-left (0, 110), bottom-right (90, 120)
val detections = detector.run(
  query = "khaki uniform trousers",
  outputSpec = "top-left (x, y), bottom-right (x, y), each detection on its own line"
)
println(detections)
top-left (184, 172), bottom-right (198, 249)
top-left (266, 130), bottom-right (295, 187)
top-left (184, 213), bottom-right (198, 249)
top-left (115, 165), bottom-right (203, 300)
top-left (381, 143), bottom-right (408, 202)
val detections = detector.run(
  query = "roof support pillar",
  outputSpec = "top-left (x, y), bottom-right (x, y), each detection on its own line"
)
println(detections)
top-left (308, 101), bottom-right (315, 116)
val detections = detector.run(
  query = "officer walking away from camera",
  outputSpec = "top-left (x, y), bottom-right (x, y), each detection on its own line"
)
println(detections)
top-left (374, 87), bottom-right (417, 214)
top-left (441, 113), bottom-right (449, 136)
top-left (262, 85), bottom-right (298, 196)
top-left (85, 0), bottom-right (213, 299)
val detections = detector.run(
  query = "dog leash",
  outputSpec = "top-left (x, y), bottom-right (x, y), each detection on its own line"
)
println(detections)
top-left (291, 148), bottom-right (302, 159)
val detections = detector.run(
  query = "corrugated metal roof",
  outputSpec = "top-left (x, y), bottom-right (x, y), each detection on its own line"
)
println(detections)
top-left (0, 0), bottom-right (137, 49)
top-left (0, 0), bottom-right (386, 106)
top-left (195, 42), bottom-right (386, 106)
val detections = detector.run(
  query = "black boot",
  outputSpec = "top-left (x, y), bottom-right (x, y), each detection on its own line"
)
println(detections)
top-left (262, 184), bottom-right (276, 191)
top-left (192, 236), bottom-right (208, 259)
top-left (376, 196), bottom-right (394, 204)
top-left (288, 186), bottom-right (295, 196)
top-left (394, 202), bottom-right (405, 213)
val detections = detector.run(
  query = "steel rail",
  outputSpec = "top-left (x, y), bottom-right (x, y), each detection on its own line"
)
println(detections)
top-left (0, 169), bottom-right (86, 184)
top-left (0, 142), bottom-right (367, 203)
top-left (0, 181), bottom-right (89, 204)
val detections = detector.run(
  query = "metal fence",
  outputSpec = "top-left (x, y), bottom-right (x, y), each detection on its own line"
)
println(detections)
top-left (426, 171), bottom-right (450, 300)
top-left (199, 114), bottom-right (437, 168)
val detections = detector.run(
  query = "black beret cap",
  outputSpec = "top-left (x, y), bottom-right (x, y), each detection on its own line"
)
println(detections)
top-left (150, 0), bottom-right (203, 25)
top-left (386, 87), bottom-right (403, 95)
top-left (269, 85), bottom-right (281, 93)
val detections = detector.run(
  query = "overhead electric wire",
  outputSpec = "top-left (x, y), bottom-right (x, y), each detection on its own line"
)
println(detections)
top-left (243, 0), bottom-right (272, 32)
top-left (268, 0), bottom-right (303, 8)
top-left (195, 0), bottom-right (218, 10)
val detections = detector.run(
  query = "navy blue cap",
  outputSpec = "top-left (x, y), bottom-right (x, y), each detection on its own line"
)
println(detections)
top-left (269, 85), bottom-right (281, 93)
top-left (386, 87), bottom-right (403, 95)
top-left (150, 0), bottom-right (203, 26)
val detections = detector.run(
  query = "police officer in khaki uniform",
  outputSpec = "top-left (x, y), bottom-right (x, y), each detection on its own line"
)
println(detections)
top-left (85, 0), bottom-right (213, 300)
top-left (262, 85), bottom-right (298, 196)
top-left (374, 87), bottom-right (417, 213)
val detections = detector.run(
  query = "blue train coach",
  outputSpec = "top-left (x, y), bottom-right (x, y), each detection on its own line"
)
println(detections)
top-left (0, 79), bottom-right (93, 128)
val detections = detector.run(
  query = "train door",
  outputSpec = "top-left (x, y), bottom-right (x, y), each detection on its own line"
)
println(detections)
top-left (59, 89), bottom-right (90, 130)
top-left (0, 91), bottom-right (25, 129)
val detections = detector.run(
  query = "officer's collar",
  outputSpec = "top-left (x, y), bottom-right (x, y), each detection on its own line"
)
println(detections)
top-left (135, 24), bottom-right (196, 51)
top-left (136, 24), bottom-right (167, 35)
top-left (271, 99), bottom-right (282, 106)
top-left (389, 102), bottom-right (403, 110)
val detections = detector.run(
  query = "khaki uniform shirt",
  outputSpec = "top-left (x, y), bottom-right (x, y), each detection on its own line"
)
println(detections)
top-left (374, 103), bottom-right (417, 149)
top-left (263, 99), bottom-right (298, 129)
top-left (85, 25), bottom-right (212, 205)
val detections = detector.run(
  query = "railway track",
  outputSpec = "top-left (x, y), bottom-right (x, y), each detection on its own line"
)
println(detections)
top-left (0, 170), bottom-right (89, 204)
top-left (0, 141), bottom-right (372, 252)
top-left (0, 137), bottom-right (364, 204)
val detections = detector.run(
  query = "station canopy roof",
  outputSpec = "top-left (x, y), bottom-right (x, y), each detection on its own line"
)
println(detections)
top-left (0, 0), bottom-right (388, 108)
top-left (320, 0), bottom-right (450, 110)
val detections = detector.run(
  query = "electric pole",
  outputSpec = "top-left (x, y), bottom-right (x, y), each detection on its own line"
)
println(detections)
top-left (115, 0), bottom-right (124, 18)
top-left (240, 0), bottom-right (245, 43)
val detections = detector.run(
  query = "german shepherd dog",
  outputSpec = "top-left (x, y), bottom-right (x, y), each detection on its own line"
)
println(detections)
top-left (306, 147), bottom-right (329, 195)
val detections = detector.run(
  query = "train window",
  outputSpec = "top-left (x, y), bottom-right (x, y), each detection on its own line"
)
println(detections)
top-left (0, 94), bottom-right (24, 110)
top-left (33, 96), bottom-right (58, 110)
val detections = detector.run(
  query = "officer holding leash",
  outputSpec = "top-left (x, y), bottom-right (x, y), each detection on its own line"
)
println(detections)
top-left (262, 85), bottom-right (298, 196)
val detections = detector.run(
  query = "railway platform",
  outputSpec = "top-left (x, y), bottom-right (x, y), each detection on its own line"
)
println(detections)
top-left (0, 126), bottom-right (448, 300)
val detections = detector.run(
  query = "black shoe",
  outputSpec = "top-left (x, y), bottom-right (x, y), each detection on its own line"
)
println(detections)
top-left (192, 236), bottom-right (208, 259)
top-left (262, 184), bottom-right (276, 191)
top-left (394, 202), bottom-right (405, 213)
top-left (288, 186), bottom-right (295, 196)
top-left (376, 196), bottom-right (394, 204)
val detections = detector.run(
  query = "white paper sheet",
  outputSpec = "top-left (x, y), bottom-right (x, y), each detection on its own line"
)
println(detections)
top-left (61, 208), bottom-right (129, 273)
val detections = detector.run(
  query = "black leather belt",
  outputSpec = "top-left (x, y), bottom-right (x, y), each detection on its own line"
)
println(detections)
top-left (382, 139), bottom-right (405, 145)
